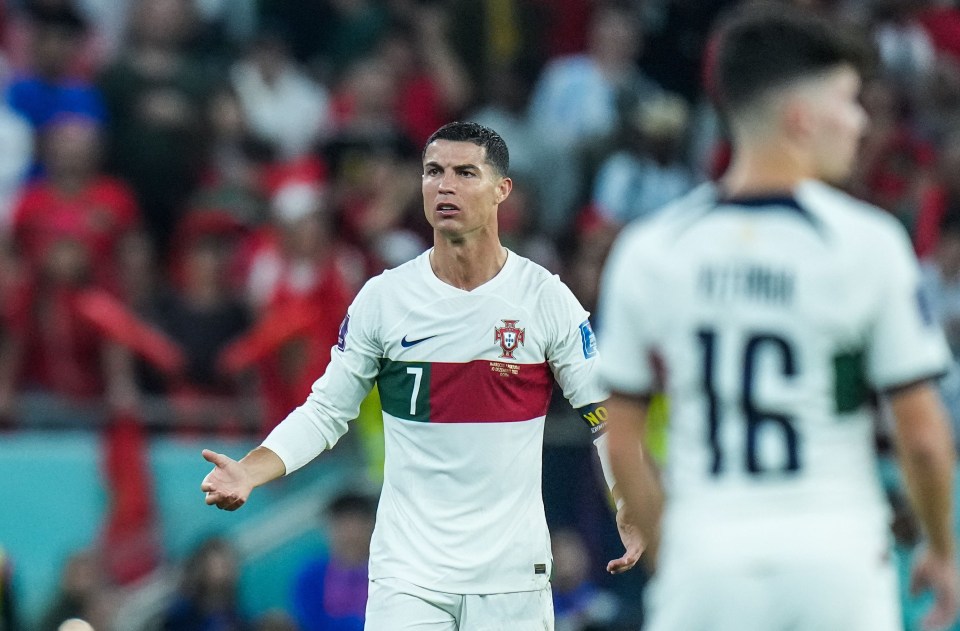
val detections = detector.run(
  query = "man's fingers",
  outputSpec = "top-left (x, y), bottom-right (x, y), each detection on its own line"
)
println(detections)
top-left (223, 498), bottom-right (245, 511)
top-left (201, 449), bottom-right (230, 468)
top-left (204, 489), bottom-right (234, 506)
top-left (205, 491), bottom-right (244, 510)
top-left (606, 553), bottom-right (639, 574)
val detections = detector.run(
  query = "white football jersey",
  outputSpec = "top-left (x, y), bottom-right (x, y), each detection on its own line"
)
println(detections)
top-left (262, 249), bottom-right (607, 594)
top-left (599, 180), bottom-right (950, 550)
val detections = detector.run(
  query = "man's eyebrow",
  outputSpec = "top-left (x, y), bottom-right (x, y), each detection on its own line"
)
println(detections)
top-left (423, 161), bottom-right (482, 170)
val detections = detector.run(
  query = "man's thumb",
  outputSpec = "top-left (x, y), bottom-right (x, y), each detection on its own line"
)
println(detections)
top-left (202, 449), bottom-right (230, 468)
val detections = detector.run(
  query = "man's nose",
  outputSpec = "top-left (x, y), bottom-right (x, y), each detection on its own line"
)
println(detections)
top-left (438, 171), bottom-right (456, 192)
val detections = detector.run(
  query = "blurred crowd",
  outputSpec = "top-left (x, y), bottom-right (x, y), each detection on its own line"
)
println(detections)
top-left (2, 0), bottom-right (960, 628)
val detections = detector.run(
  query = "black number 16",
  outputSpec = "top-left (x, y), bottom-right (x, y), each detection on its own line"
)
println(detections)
top-left (697, 328), bottom-right (800, 476)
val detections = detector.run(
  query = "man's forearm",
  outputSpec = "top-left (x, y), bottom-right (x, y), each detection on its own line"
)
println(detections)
top-left (606, 394), bottom-right (665, 550)
top-left (891, 384), bottom-right (957, 559)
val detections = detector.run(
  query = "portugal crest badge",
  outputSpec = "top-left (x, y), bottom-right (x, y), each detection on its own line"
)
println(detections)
top-left (494, 319), bottom-right (525, 359)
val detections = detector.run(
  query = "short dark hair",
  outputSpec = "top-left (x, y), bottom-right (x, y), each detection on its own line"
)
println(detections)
top-left (423, 121), bottom-right (510, 177)
top-left (711, 3), bottom-right (872, 116)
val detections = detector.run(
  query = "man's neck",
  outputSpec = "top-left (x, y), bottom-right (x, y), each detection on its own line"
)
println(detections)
top-left (721, 142), bottom-right (812, 198)
top-left (430, 234), bottom-right (508, 292)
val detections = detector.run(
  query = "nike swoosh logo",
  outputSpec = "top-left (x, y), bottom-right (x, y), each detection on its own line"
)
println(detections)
top-left (401, 335), bottom-right (437, 348)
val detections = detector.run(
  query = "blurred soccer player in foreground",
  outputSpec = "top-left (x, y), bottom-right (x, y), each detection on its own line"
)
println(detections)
top-left (600, 4), bottom-right (959, 630)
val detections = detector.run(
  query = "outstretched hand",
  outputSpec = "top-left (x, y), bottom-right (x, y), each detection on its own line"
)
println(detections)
top-left (200, 449), bottom-right (253, 511)
top-left (607, 506), bottom-right (646, 574)
top-left (910, 548), bottom-right (960, 631)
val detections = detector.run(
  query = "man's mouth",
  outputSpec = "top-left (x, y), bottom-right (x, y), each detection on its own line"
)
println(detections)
top-left (436, 203), bottom-right (461, 217)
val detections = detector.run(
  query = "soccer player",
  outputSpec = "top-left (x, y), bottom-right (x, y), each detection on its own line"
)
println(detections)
top-left (200, 121), bottom-right (643, 630)
top-left (599, 5), bottom-right (960, 631)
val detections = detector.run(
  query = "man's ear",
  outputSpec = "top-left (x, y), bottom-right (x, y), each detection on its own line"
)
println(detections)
top-left (496, 176), bottom-right (513, 205)
top-left (781, 92), bottom-right (816, 144)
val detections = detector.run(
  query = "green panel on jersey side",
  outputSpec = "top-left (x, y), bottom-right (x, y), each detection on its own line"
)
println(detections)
top-left (378, 360), bottom-right (431, 422)
top-left (834, 349), bottom-right (868, 414)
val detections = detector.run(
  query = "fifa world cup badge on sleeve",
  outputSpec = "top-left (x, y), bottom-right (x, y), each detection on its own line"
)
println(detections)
top-left (579, 320), bottom-right (598, 358)
top-left (337, 315), bottom-right (350, 351)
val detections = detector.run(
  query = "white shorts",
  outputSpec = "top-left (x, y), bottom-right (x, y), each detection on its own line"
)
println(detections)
top-left (644, 522), bottom-right (902, 631)
top-left (364, 577), bottom-right (554, 631)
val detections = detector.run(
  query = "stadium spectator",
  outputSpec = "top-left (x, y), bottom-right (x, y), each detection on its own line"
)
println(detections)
top-left (1, 233), bottom-right (140, 410)
top-left (326, 142), bottom-right (424, 273)
top-left (326, 55), bottom-right (406, 143)
top-left (914, 133), bottom-right (960, 258)
top-left (848, 77), bottom-right (935, 236)
top-left (153, 215), bottom-right (251, 397)
top-left (917, 0), bottom-right (960, 63)
top-left (252, 3), bottom-right (334, 73)
top-left (160, 536), bottom-right (247, 631)
top-left (321, 62), bottom-right (424, 268)
top-left (97, 0), bottom-right (211, 256)
top-left (591, 91), bottom-right (695, 226)
top-left (636, 0), bottom-right (734, 103)
top-left (222, 180), bottom-right (355, 432)
top-left (8, 115), bottom-right (141, 411)
top-left (470, 62), bottom-right (550, 208)
top-left (5, 2), bottom-right (105, 134)
top-left (528, 2), bottom-right (661, 234)
top-left (12, 114), bottom-right (140, 292)
top-left (377, 7), bottom-right (472, 147)
top-left (321, 0), bottom-right (390, 82)
top-left (446, 0), bottom-right (547, 92)
top-left (872, 0), bottom-right (937, 92)
top-left (601, 5), bottom-right (959, 630)
top-left (36, 550), bottom-right (116, 631)
top-left (0, 101), bottom-right (31, 230)
top-left (915, 56), bottom-right (960, 148)
top-left (230, 28), bottom-right (332, 160)
top-left (529, 0), bottom-right (593, 58)
top-left (200, 121), bottom-right (643, 630)
top-left (495, 179), bottom-right (562, 274)
top-left (563, 213), bottom-right (619, 323)
top-left (191, 84), bottom-right (272, 230)
top-left (292, 491), bottom-right (376, 631)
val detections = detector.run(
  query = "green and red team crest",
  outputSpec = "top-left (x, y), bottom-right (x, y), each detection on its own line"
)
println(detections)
top-left (494, 319), bottom-right (525, 359)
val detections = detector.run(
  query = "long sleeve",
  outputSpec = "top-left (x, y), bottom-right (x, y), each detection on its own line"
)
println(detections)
top-left (261, 280), bottom-right (383, 474)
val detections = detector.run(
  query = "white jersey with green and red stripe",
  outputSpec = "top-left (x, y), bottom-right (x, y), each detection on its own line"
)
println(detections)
top-left (261, 248), bottom-right (607, 594)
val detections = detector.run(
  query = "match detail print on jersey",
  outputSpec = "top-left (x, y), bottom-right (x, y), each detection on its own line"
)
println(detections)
top-left (378, 359), bottom-right (552, 423)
